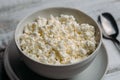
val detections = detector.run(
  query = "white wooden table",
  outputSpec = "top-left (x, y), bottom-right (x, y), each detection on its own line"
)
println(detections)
top-left (0, 0), bottom-right (120, 80)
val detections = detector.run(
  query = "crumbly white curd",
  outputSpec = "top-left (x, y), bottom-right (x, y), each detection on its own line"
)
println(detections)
top-left (19, 14), bottom-right (96, 65)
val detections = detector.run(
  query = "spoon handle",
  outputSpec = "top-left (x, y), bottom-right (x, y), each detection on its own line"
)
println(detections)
top-left (113, 39), bottom-right (120, 51)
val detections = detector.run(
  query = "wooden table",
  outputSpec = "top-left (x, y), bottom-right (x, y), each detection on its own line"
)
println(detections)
top-left (0, 0), bottom-right (120, 80)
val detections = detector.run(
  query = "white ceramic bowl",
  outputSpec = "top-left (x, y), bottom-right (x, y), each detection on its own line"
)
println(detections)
top-left (15, 7), bottom-right (102, 79)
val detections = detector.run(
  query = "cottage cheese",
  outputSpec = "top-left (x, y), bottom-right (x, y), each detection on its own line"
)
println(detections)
top-left (19, 15), bottom-right (96, 65)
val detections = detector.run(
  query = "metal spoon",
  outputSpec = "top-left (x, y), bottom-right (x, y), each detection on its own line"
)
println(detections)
top-left (98, 12), bottom-right (120, 51)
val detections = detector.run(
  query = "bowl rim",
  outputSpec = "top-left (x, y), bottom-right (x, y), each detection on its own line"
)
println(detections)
top-left (14, 7), bottom-right (102, 67)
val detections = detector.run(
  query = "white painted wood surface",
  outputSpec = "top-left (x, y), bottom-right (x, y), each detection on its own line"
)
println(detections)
top-left (0, 0), bottom-right (120, 80)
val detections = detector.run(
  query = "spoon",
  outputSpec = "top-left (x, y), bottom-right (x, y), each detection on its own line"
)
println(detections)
top-left (98, 12), bottom-right (120, 51)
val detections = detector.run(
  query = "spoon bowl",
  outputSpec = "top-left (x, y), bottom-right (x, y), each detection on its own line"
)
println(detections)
top-left (98, 13), bottom-right (119, 39)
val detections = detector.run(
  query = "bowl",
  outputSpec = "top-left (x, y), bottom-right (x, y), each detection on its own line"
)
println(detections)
top-left (14, 7), bottom-right (102, 79)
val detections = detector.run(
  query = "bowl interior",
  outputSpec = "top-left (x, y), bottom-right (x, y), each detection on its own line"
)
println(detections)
top-left (15, 7), bottom-right (101, 65)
